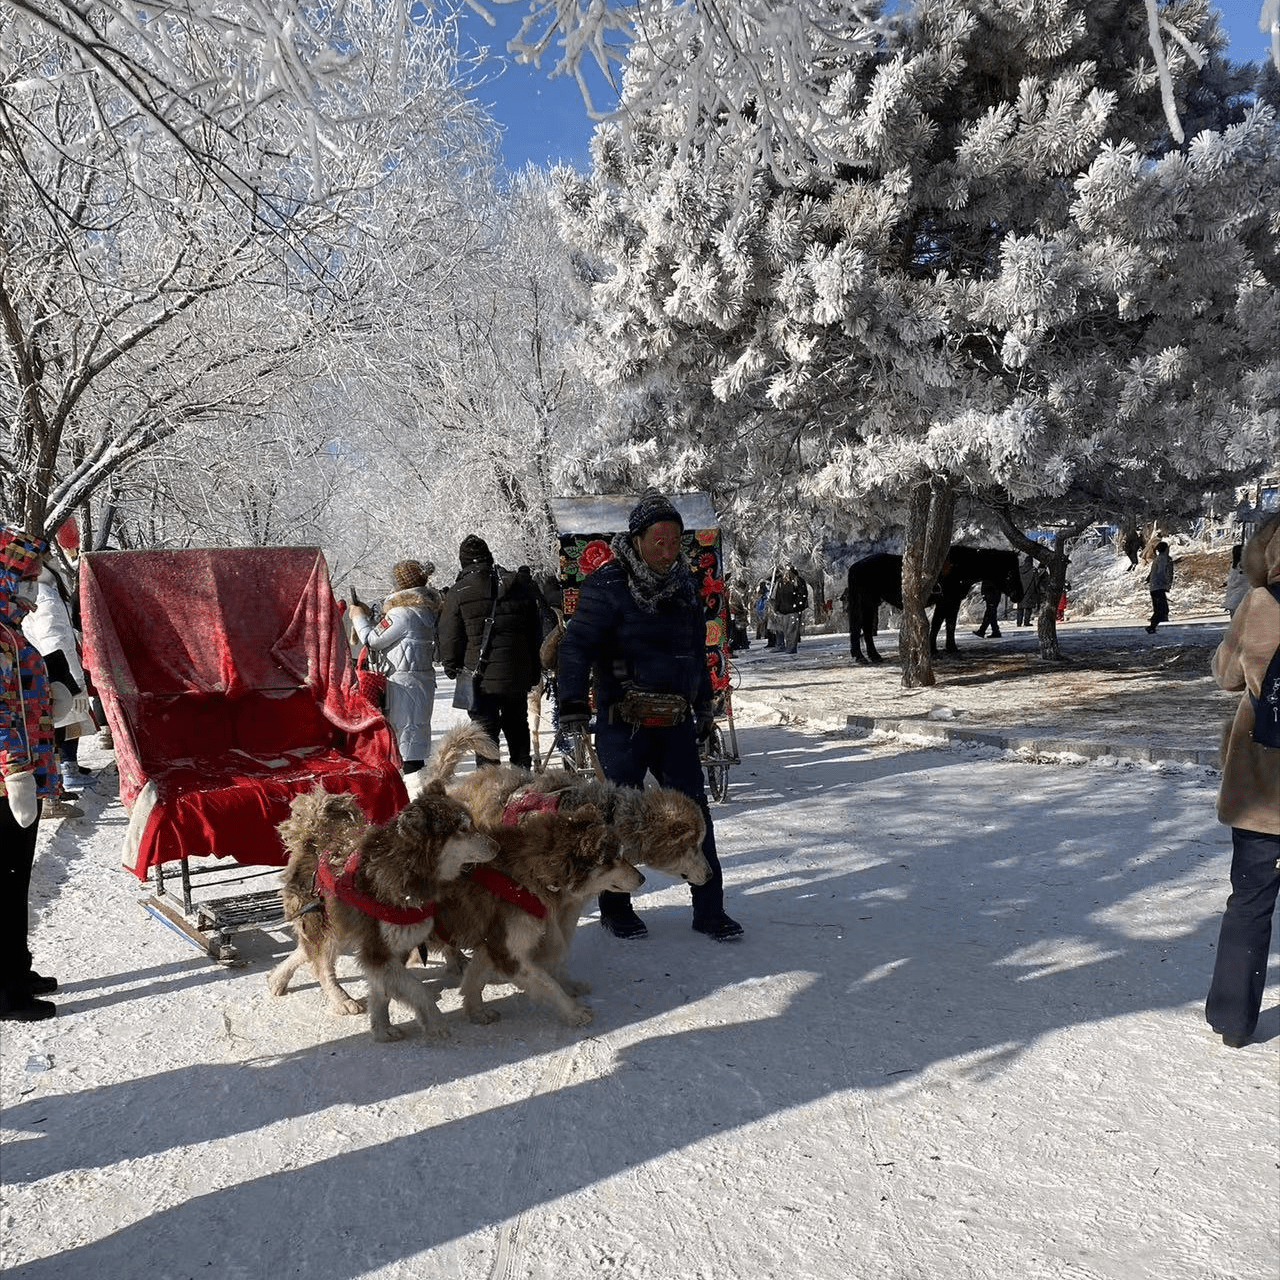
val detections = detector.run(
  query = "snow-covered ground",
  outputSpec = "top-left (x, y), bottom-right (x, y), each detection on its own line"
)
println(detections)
top-left (2, 623), bottom-right (1277, 1280)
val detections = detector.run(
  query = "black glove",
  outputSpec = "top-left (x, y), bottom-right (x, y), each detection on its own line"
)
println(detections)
top-left (559, 700), bottom-right (591, 734)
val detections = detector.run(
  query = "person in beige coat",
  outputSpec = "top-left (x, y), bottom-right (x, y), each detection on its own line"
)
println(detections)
top-left (1204, 512), bottom-right (1280, 1049)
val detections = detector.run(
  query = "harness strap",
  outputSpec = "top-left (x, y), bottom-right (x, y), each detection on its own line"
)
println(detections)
top-left (314, 848), bottom-right (435, 926)
top-left (501, 789), bottom-right (562, 826)
top-left (467, 865), bottom-right (547, 919)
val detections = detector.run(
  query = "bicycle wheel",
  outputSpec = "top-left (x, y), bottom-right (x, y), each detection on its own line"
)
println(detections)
top-left (704, 724), bottom-right (730, 803)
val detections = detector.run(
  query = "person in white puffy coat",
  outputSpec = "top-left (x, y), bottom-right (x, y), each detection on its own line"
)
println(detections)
top-left (21, 559), bottom-right (94, 791)
top-left (349, 560), bottom-right (440, 774)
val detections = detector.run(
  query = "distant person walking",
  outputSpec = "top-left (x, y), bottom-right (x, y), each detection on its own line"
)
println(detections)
top-left (753, 581), bottom-right (770, 641)
top-left (772, 566), bottom-right (809, 654)
top-left (1223, 544), bottom-right (1249, 617)
top-left (1145, 541), bottom-right (1174, 633)
top-left (1204, 513), bottom-right (1280, 1049)
top-left (973, 576), bottom-right (1004, 639)
top-left (1016, 554), bottom-right (1042, 627)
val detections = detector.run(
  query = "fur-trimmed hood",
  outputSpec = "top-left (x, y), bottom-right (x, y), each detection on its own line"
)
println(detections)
top-left (382, 586), bottom-right (442, 615)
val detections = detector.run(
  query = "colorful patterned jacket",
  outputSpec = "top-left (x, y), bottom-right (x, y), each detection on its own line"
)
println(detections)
top-left (1, 526), bottom-right (56, 800)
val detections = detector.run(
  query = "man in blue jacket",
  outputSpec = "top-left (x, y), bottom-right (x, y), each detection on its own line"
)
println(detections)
top-left (557, 490), bottom-right (743, 942)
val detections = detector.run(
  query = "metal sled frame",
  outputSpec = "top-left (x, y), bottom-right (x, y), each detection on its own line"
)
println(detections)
top-left (142, 856), bottom-right (287, 965)
top-left (701, 699), bottom-right (741, 804)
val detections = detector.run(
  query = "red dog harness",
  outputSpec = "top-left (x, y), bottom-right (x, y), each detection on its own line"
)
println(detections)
top-left (430, 865), bottom-right (546, 946)
top-left (466, 865), bottom-right (547, 919)
top-left (501, 789), bottom-right (561, 826)
top-left (314, 849), bottom-right (435, 926)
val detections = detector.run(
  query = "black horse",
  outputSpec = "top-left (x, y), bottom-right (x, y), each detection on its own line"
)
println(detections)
top-left (931, 546), bottom-right (1023, 654)
top-left (846, 546), bottom-right (1023, 664)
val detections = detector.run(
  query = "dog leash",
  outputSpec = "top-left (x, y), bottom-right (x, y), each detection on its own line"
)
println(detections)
top-left (312, 848), bottom-right (436, 926)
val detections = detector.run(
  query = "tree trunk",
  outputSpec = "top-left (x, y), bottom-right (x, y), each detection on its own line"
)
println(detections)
top-left (989, 507), bottom-right (1088, 661)
top-left (899, 477), bottom-right (956, 688)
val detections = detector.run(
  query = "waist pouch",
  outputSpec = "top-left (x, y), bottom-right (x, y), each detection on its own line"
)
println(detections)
top-left (611, 688), bottom-right (689, 729)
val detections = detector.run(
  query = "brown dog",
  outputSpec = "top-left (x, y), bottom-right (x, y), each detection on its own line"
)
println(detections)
top-left (425, 724), bottom-right (711, 988)
top-left (266, 782), bottom-right (499, 1042)
top-left (426, 805), bottom-right (645, 1026)
top-left (429, 724), bottom-right (711, 884)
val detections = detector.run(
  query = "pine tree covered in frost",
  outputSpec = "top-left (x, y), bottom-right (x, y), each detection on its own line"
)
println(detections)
top-left (555, 0), bottom-right (1279, 684)
top-left (8, 1), bottom-right (1275, 214)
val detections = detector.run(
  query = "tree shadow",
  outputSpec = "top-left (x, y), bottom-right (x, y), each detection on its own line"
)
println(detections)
top-left (3, 727), bottom-right (1256, 1277)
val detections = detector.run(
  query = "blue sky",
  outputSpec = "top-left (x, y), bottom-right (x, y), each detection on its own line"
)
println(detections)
top-left (459, 1), bottom-right (1274, 174)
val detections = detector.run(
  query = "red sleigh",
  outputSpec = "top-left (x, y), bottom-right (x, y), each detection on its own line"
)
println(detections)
top-left (80, 546), bottom-right (406, 960)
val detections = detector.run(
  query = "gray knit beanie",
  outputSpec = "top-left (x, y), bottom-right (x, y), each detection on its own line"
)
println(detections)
top-left (628, 489), bottom-right (683, 538)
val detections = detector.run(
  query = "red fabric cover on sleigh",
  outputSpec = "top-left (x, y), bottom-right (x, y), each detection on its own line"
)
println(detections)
top-left (79, 547), bottom-right (407, 879)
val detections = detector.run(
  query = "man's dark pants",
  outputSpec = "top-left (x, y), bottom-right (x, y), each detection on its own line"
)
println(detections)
top-left (1206, 826), bottom-right (1280, 1040)
top-left (469, 691), bottom-right (532, 769)
top-left (593, 718), bottom-right (724, 922)
top-left (1148, 589), bottom-right (1169, 628)
top-left (0, 799), bottom-right (41, 1004)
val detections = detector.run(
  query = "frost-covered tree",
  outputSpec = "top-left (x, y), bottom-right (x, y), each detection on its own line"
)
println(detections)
top-left (490, 0), bottom-right (1279, 159)
top-left (1, 11), bottom-right (495, 543)
top-left (556, 0), bottom-right (1279, 685)
top-left (13, 0), bottom-right (1264, 218)
top-left (296, 170), bottom-right (604, 580)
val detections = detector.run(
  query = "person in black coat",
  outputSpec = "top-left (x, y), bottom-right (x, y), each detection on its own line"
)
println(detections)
top-left (772, 566), bottom-right (809, 654)
top-left (557, 489), bottom-right (743, 942)
top-left (438, 535), bottom-right (542, 768)
top-left (973, 576), bottom-right (1004, 638)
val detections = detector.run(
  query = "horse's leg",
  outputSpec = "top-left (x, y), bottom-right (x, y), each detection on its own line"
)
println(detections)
top-left (849, 590), bottom-right (869, 663)
top-left (944, 598), bottom-right (961, 652)
top-left (862, 601), bottom-right (883, 663)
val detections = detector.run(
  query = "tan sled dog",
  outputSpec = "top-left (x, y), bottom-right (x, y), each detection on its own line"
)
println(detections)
top-left (429, 725), bottom-right (711, 884)
top-left (425, 806), bottom-right (645, 1026)
top-left (266, 783), bottom-right (499, 1042)
top-left (426, 724), bottom-right (711, 990)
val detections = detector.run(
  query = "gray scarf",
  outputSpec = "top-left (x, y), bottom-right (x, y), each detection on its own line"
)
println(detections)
top-left (610, 531), bottom-right (698, 614)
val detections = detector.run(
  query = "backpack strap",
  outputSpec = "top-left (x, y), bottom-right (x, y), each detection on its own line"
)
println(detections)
top-left (1247, 584), bottom-right (1280, 749)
